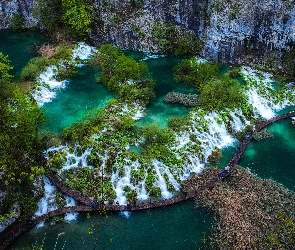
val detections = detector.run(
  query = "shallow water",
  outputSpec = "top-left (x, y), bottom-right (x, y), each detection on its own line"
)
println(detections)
top-left (1, 31), bottom-right (295, 250)
top-left (41, 66), bottom-right (115, 134)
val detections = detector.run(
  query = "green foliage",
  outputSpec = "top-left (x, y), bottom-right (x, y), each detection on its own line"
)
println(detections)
top-left (51, 44), bottom-right (73, 61)
top-left (140, 123), bottom-right (179, 165)
top-left (153, 22), bottom-right (203, 56)
top-left (174, 58), bottom-right (219, 89)
top-left (114, 116), bottom-right (136, 131)
top-left (34, 0), bottom-right (93, 38)
top-left (61, 108), bottom-right (104, 143)
top-left (141, 123), bottom-right (175, 146)
top-left (19, 57), bottom-right (50, 81)
top-left (168, 115), bottom-right (190, 131)
top-left (11, 14), bottom-right (25, 32)
top-left (0, 53), bottom-right (45, 185)
top-left (56, 62), bottom-right (78, 81)
top-left (200, 76), bottom-right (245, 111)
top-left (61, 0), bottom-right (93, 38)
top-left (174, 33), bottom-right (204, 57)
top-left (33, 0), bottom-right (63, 31)
top-left (0, 52), bottom-right (13, 85)
top-left (90, 44), bottom-right (154, 104)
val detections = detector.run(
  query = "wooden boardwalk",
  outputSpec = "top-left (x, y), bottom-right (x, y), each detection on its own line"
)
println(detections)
top-left (1, 111), bottom-right (294, 250)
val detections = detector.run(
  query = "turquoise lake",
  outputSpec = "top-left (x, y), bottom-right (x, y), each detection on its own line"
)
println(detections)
top-left (1, 31), bottom-right (295, 249)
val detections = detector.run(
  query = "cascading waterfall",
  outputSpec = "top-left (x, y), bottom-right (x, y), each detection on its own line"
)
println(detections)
top-left (242, 66), bottom-right (295, 119)
top-left (229, 109), bottom-right (250, 132)
top-left (64, 196), bottom-right (78, 222)
top-left (32, 43), bottom-right (97, 107)
top-left (37, 47), bottom-right (295, 218)
top-left (153, 161), bottom-right (171, 199)
top-left (34, 176), bottom-right (58, 228)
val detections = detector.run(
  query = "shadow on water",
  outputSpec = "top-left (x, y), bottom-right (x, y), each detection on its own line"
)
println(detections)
top-left (9, 201), bottom-right (214, 250)
top-left (0, 30), bottom-right (47, 77)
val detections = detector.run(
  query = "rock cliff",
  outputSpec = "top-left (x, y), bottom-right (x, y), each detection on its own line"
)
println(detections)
top-left (1, 0), bottom-right (294, 66)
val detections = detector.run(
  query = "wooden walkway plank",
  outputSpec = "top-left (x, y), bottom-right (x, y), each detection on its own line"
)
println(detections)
top-left (1, 112), bottom-right (294, 250)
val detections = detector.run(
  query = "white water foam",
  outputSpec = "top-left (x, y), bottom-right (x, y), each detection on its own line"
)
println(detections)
top-left (64, 196), bottom-right (78, 223)
top-left (32, 43), bottom-right (96, 107)
top-left (242, 66), bottom-right (295, 119)
top-left (32, 65), bottom-right (67, 107)
top-left (46, 145), bottom-right (93, 172)
top-left (72, 42), bottom-right (97, 61)
top-left (34, 176), bottom-right (58, 228)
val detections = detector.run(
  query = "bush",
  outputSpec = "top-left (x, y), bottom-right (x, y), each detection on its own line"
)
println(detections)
top-left (174, 58), bottom-right (219, 90)
top-left (200, 76), bottom-right (245, 111)
top-left (51, 44), bottom-right (73, 61)
top-left (19, 57), bottom-right (50, 81)
top-left (11, 14), bottom-right (25, 32)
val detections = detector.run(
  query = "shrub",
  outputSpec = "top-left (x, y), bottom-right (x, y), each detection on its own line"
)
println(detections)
top-left (19, 57), bottom-right (50, 81)
top-left (174, 58), bottom-right (219, 90)
top-left (200, 76), bottom-right (245, 111)
top-left (11, 14), bottom-right (25, 32)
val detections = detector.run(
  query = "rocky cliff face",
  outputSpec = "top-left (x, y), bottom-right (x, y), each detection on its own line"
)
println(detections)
top-left (0, 0), bottom-right (37, 28)
top-left (1, 0), bottom-right (294, 66)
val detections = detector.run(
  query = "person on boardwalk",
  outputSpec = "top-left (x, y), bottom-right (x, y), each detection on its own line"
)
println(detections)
top-left (90, 201), bottom-right (95, 208)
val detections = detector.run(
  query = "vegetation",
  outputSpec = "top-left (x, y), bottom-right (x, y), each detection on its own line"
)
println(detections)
top-left (182, 166), bottom-right (295, 249)
top-left (0, 53), bottom-right (45, 185)
top-left (19, 44), bottom-right (78, 84)
top-left (174, 58), bottom-right (219, 90)
top-left (89, 44), bottom-right (154, 104)
top-left (61, 0), bottom-right (93, 38)
top-left (11, 14), bottom-right (25, 32)
top-left (200, 76), bottom-right (245, 111)
top-left (153, 22), bottom-right (203, 56)
top-left (34, 0), bottom-right (93, 38)
top-left (0, 52), bottom-right (45, 223)
top-left (19, 57), bottom-right (51, 81)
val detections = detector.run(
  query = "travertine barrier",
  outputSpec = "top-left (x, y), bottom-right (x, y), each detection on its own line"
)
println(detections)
top-left (1, 111), bottom-right (294, 250)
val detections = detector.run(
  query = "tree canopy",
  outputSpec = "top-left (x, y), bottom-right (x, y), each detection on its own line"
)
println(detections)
top-left (90, 44), bottom-right (154, 103)
top-left (174, 58), bottom-right (219, 90)
top-left (200, 76), bottom-right (245, 111)
top-left (0, 52), bottom-right (45, 185)
top-left (34, 0), bottom-right (93, 38)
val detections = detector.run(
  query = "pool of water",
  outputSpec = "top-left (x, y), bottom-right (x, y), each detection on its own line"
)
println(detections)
top-left (0, 30), bottom-right (47, 77)
top-left (240, 117), bottom-right (295, 191)
top-left (41, 66), bottom-right (115, 134)
top-left (9, 201), bottom-right (213, 250)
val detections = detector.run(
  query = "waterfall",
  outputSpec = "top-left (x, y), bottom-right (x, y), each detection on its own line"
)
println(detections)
top-left (34, 176), bottom-right (58, 228)
top-left (64, 196), bottom-right (78, 222)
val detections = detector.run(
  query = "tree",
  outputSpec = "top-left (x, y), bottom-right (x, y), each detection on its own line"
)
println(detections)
top-left (0, 53), bottom-right (45, 185)
top-left (199, 76), bottom-right (245, 111)
top-left (0, 52), bottom-right (13, 86)
top-left (174, 58), bottom-right (219, 90)
top-left (90, 44), bottom-right (154, 103)
top-left (61, 0), bottom-right (93, 38)
top-left (33, 0), bottom-right (63, 31)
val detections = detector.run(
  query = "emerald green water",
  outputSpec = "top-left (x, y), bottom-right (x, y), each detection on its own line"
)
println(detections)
top-left (41, 66), bottom-right (115, 134)
top-left (2, 31), bottom-right (295, 249)
top-left (10, 201), bottom-right (213, 249)
top-left (0, 30), bottom-right (47, 77)
top-left (126, 52), bottom-right (196, 127)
